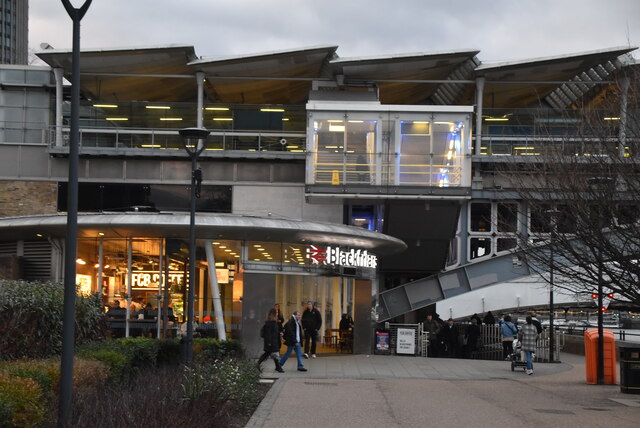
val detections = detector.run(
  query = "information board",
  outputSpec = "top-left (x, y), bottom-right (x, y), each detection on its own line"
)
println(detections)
top-left (396, 328), bottom-right (416, 355)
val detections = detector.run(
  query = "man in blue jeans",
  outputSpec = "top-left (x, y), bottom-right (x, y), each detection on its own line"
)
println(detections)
top-left (279, 310), bottom-right (307, 372)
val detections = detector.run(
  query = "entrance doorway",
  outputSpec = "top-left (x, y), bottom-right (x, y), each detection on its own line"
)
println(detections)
top-left (276, 275), bottom-right (355, 355)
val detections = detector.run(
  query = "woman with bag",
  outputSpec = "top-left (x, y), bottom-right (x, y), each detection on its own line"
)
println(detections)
top-left (500, 315), bottom-right (518, 360)
top-left (519, 316), bottom-right (539, 375)
top-left (257, 308), bottom-right (284, 373)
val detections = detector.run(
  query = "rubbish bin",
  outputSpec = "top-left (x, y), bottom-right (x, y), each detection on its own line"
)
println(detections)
top-left (584, 329), bottom-right (617, 385)
top-left (619, 343), bottom-right (640, 394)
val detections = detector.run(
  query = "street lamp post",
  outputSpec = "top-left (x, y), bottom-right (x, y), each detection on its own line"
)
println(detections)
top-left (545, 208), bottom-right (559, 363)
top-left (58, 1), bottom-right (92, 426)
top-left (178, 127), bottom-right (210, 366)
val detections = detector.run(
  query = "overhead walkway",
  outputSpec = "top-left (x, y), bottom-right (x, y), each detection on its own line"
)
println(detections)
top-left (378, 252), bottom-right (531, 321)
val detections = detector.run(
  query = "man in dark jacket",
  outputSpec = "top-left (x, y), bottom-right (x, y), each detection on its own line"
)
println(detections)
top-left (423, 314), bottom-right (441, 357)
top-left (440, 318), bottom-right (459, 358)
top-left (301, 301), bottom-right (322, 358)
top-left (278, 311), bottom-right (307, 372)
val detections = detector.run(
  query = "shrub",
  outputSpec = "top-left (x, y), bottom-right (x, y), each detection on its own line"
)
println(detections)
top-left (73, 358), bottom-right (110, 391)
top-left (206, 358), bottom-right (261, 409)
top-left (0, 359), bottom-right (59, 394)
top-left (0, 280), bottom-right (104, 360)
top-left (194, 338), bottom-right (244, 363)
top-left (70, 365), bottom-right (243, 427)
top-left (76, 349), bottom-right (127, 380)
top-left (0, 373), bottom-right (46, 427)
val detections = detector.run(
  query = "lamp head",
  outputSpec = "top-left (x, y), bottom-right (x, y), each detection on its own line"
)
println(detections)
top-left (178, 127), bottom-right (210, 155)
top-left (179, 127), bottom-right (210, 140)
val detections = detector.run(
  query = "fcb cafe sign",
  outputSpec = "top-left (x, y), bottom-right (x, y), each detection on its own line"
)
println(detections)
top-left (131, 269), bottom-right (229, 289)
top-left (307, 245), bottom-right (377, 269)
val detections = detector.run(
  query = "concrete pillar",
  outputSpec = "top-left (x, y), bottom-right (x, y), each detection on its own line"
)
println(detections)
top-left (204, 240), bottom-right (227, 340)
top-left (196, 71), bottom-right (205, 128)
top-left (618, 74), bottom-right (630, 158)
top-left (475, 77), bottom-right (485, 155)
top-left (53, 68), bottom-right (64, 147)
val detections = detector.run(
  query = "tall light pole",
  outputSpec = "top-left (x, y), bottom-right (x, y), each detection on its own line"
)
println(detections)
top-left (546, 208), bottom-right (559, 363)
top-left (59, 1), bottom-right (92, 426)
top-left (178, 127), bottom-right (210, 366)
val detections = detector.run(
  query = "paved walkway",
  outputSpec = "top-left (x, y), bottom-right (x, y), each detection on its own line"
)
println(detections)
top-left (246, 353), bottom-right (640, 427)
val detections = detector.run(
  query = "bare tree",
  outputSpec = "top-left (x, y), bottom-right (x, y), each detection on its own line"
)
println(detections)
top-left (497, 65), bottom-right (640, 307)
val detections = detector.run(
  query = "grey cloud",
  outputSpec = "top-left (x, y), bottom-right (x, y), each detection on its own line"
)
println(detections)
top-left (29, 0), bottom-right (640, 61)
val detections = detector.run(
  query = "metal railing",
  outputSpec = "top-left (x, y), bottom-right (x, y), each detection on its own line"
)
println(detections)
top-left (479, 135), bottom-right (638, 157)
top-left (47, 126), bottom-right (306, 153)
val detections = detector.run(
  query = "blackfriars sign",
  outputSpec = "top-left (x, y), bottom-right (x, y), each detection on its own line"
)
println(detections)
top-left (307, 245), bottom-right (377, 269)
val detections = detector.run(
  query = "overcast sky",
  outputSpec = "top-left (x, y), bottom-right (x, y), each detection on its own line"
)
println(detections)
top-left (29, 0), bottom-right (640, 63)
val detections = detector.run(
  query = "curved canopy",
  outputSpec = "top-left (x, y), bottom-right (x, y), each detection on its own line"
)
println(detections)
top-left (0, 212), bottom-right (407, 256)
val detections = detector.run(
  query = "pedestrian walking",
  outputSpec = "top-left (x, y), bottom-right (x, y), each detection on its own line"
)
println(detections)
top-left (278, 311), bottom-right (307, 372)
top-left (257, 308), bottom-right (284, 372)
top-left (501, 315), bottom-right (518, 360)
top-left (519, 315), bottom-right (539, 375)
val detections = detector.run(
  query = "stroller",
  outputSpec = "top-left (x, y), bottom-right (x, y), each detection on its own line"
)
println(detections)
top-left (510, 339), bottom-right (527, 372)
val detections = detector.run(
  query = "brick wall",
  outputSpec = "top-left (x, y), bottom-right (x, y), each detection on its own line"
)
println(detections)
top-left (0, 181), bottom-right (57, 217)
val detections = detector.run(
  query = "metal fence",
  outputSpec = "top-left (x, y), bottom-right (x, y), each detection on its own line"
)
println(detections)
top-left (385, 323), bottom-right (562, 361)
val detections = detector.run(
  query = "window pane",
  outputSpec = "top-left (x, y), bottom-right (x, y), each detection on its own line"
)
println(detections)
top-left (470, 237), bottom-right (491, 260)
top-left (497, 203), bottom-right (518, 233)
top-left (470, 202), bottom-right (492, 232)
top-left (399, 120), bottom-right (430, 185)
top-left (497, 238), bottom-right (517, 252)
top-left (530, 203), bottom-right (552, 234)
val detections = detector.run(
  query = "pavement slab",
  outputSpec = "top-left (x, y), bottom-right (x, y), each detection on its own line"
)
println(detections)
top-left (247, 352), bottom-right (640, 427)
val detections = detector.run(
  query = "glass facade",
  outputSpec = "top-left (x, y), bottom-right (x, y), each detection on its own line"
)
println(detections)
top-left (73, 236), bottom-right (376, 339)
top-left (307, 107), bottom-right (471, 188)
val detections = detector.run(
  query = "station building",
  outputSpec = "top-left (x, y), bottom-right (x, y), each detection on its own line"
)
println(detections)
top-left (0, 44), bottom-right (637, 355)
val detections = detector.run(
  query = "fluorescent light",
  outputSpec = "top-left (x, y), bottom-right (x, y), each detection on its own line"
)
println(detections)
top-left (36, 233), bottom-right (43, 237)
top-left (287, 145), bottom-right (299, 149)
top-left (141, 144), bottom-right (161, 148)
top-left (413, 121), bottom-right (429, 124)
top-left (604, 117), bottom-right (620, 121)
top-left (76, 258), bottom-right (86, 265)
top-left (329, 125), bottom-right (345, 132)
top-left (159, 117), bottom-right (182, 121)
top-left (105, 117), bottom-right (128, 121)
top-left (514, 146), bottom-right (535, 150)
top-left (145, 105), bottom-right (171, 109)
top-left (213, 117), bottom-right (233, 121)
top-left (327, 120), bottom-right (344, 123)
top-left (325, 146), bottom-right (338, 149)
top-left (205, 107), bottom-right (229, 111)
top-left (485, 117), bottom-right (509, 122)
top-left (260, 108), bottom-right (285, 112)
top-left (98, 232), bottom-right (105, 236)
top-left (93, 104), bottom-right (118, 108)
top-left (282, 118), bottom-right (290, 121)
top-left (348, 120), bottom-right (364, 123)
top-left (289, 149), bottom-right (304, 152)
